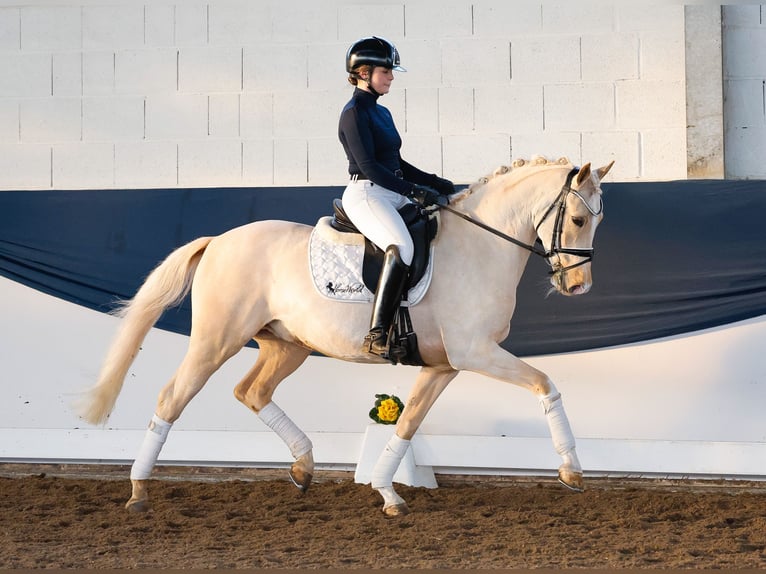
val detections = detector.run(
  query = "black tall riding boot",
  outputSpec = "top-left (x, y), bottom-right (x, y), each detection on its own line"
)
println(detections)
top-left (364, 246), bottom-right (410, 358)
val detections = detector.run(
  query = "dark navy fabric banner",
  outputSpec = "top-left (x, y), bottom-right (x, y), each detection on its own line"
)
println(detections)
top-left (1, 180), bottom-right (765, 356)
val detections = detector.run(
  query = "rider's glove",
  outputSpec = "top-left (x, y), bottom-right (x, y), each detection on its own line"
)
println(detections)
top-left (408, 184), bottom-right (448, 207)
top-left (430, 175), bottom-right (456, 196)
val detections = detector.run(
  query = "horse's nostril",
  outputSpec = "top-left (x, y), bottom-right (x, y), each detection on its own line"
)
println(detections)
top-left (568, 284), bottom-right (583, 295)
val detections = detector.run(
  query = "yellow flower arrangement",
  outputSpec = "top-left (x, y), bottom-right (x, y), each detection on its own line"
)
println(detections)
top-left (369, 393), bottom-right (404, 425)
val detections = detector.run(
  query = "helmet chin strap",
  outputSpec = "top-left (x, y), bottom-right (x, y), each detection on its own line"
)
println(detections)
top-left (359, 67), bottom-right (382, 97)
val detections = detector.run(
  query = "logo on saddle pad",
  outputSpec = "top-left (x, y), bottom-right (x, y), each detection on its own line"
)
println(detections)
top-left (309, 216), bottom-right (433, 304)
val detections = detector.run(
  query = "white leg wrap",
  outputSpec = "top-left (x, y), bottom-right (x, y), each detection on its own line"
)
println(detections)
top-left (130, 414), bottom-right (172, 480)
top-left (370, 434), bottom-right (410, 489)
top-left (540, 390), bottom-right (577, 457)
top-left (377, 485), bottom-right (407, 510)
top-left (258, 401), bottom-right (313, 460)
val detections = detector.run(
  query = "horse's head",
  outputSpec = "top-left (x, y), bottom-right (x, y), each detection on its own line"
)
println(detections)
top-left (535, 161), bottom-right (614, 296)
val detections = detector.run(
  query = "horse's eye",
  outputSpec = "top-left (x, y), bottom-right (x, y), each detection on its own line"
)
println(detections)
top-left (572, 216), bottom-right (585, 228)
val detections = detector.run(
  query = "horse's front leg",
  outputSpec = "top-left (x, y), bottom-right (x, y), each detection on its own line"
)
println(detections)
top-left (450, 342), bottom-right (583, 492)
top-left (371, 366), bottom-right (458, 517)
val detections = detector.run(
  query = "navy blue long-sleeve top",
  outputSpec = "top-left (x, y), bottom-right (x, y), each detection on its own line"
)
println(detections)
top-left (338, 88), bottom-right (435, 196)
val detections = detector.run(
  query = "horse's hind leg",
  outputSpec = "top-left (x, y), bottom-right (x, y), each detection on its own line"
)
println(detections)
top-left (126, 341), bottom-right (236, 512)
top-left (233, 337), bottom-right (313, 491)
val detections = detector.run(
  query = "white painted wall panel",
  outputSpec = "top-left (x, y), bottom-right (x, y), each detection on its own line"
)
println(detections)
top-left (115, 49), bottom-right (177, 94)
top-left (545, 83), bottom-right (615, 131)
top-left (581, 131), bottom-right (639, 182)
top-left (115, 141), bottom-right (177, 188)
top-left (400, 134), bottom-right (442, 177)
top-left (179, 47), bottom-right (242, 94)
top-left (723, 4), bottom-right (766, 179)
top-left (242, 139), bottom-right (274, 186)
top-left (209, 94), bottom-right (240, 138)
top-left (0, 101), bottom-right (18, 143)
top-left (0, 7), bottom-right (20, 49)
top-left (175, 4), bottom-right (208, 47)
top-left (208, 2), bottom-right (272, 46)
top-left (511, 36), bottom-right (581, 83)
top-left (442, 133), bottom-right (509, 183)
top-left (82, 5), bottom-right (144, 50)
top-left (337, 4), bottom-right (404, 40)
top-left (473, 2), bottom-right (542, 37)
top-left (82, 51), bottom-right (114, 96)
top-left (475, 85), bottom-right (543, 134)
top-left (581, 34), bottom-right (639, 82)
top-left (178, 140), bottom-right (242, 187)
top-left (3, 275), bottom-right (766, 479)
top-left (405, 1), bottom-right (472, 39)
top-left (0, 1), bottom-right (760, 186)
top-left (144, 4), bottom-right (175, 47)
top-left (616, 80), bottom-right (686, 129)
top-left (441, 38), bottom-right (511, 87)
top-left (20, 98), bottom-right (81, 143)
top-left (273, 138), bottom-right (307, 185)
top-left (0, 143), bottom-right (50, 188)
top-left (21, 6), bottom-right (81, 51)
top-left (240, 92), bottom-right (273, 138)
top-left (438, 87), bottom-right (474, 133)
top-left (53, 52), bottom-right (83, 97)
top-left (0, 53), bottom-right (50, 97)
top-left (83, 97), bottom-right (144, 141)
top-left (641, 128), bottom-right (689, 181)
top-left (145, 94), bottom-right (207, 140)
top-left (401, 87), bottom-right (438, 135)
top-left (270, 3), bottom-right (338, 43)
top-left (639, 31), bottom-right (686, 81)
top-left (53, 142), bottom-right (113, 188)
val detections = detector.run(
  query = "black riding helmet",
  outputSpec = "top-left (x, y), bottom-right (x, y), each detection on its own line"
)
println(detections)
top-left (346, 36), bottom-right (406, 74)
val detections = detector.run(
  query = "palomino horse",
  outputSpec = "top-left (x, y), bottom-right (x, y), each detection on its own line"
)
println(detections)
top-left (78, 156), bottom-right (614, 517)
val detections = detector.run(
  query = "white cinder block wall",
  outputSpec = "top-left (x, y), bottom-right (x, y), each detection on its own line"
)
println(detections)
top-left (0, 2), bottom-right (760, 190)
top-left (723, 5), bottom-right (766, 179)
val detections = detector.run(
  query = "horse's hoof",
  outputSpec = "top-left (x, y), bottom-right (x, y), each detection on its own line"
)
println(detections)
top-left (125, 497), bottom-right (150, 513)
top-left (558, 468), bottom-right (585, 492)
top-left (288, 468), bottom-right (313, 493)
top-left (382, 503), bottom-right (410, 518)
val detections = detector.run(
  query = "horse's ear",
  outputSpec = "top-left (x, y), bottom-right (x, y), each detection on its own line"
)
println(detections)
top-left (576, 163), bottom-right (591, 186)
top-left (596, 160), bottom-right (615, 181)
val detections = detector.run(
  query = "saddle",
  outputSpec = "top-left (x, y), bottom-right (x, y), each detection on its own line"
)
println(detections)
top-left (330, 198), bottom-right (438, 367)
top-left (330, 198), bottom-right (438, 292)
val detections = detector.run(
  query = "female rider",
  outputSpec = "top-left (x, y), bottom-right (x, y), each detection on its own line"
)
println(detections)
top-left (338, 36), bottom-right (455, 359)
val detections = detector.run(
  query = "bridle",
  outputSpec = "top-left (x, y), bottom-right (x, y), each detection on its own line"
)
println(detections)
top-left (439, 167), bottom-right (603, 275)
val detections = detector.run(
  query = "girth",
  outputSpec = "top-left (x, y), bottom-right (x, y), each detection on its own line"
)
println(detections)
top-left (330, 198), bottom-right (437, 293)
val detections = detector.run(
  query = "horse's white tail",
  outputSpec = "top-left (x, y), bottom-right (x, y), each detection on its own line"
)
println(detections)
top-left (77, 236), bottom-right (214, 425)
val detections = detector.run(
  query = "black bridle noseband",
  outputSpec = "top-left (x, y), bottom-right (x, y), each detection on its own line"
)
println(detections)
top-left (440, 167), bottom-right (603, 275)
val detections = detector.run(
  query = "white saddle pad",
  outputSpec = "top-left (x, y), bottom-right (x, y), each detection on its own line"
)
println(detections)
top-left (308, 216), bottom-right (433, 305)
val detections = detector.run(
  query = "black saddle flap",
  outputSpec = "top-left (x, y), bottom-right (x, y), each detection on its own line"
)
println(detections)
top-left (330, 198), bottom-right (437, 292)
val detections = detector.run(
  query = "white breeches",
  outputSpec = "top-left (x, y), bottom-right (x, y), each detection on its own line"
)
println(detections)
top-left (342, 180), bottom-right (414, 265)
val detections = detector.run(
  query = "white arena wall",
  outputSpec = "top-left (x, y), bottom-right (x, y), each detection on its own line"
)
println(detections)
top-left (4, 1), bottom-right (763, 189)
top-left (3, 275), bottom-right (766, 481)
top-left (2, 2), bottom-right (766, 482)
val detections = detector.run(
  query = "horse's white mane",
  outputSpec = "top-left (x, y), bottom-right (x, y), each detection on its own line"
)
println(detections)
top-left (461, 155), bottom-right (574, 197)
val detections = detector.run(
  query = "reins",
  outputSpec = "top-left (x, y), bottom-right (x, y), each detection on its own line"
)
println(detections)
top-left (439, 203), bottom-right (548, 258)
top-left (439, 167), bottom-right (599, 275)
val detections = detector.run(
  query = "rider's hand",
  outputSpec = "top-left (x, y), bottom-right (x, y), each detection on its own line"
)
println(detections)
top-left (409, 184), bottom-right (447, 207)
top-left (431, 176), bottom-right (455, 196)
